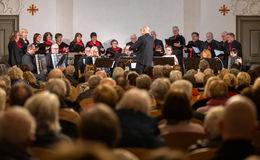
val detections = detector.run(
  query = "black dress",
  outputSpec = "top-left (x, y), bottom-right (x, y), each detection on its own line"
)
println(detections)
top-left (69, 41), bottom-right (85, 69)
top-left (106, 47), bottom-right (122, 58)
top-left (86, 40), bottom-right (105, 54)
top-left (8, 40), bottom-right (24, 66)
top-left (185, 40), bottom-right (205, 58)
top-left (167, 35), bottom-right (186, 67)
top-left (58, 42), bottom-right (69, 53)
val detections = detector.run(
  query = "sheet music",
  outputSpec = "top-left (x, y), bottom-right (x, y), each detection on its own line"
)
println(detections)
top-left (192, 47), bottom-right (200, 54)
top-left (214, 49), bottom-right (224, 56)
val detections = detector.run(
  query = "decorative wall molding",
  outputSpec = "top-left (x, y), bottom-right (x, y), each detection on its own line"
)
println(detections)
top-left (0, 0), bottom-right (23, 15)
top-left (230, 0), bottom-right (260, 15)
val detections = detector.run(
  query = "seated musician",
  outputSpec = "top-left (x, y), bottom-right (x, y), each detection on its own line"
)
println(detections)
top-left (46, 44), bottom-right (59, 72)
top-left (86, 32), bottom-right (105, 55)
top-left (200, 49), bottom-right (212, 59)
top-left (106, 39), bottom-right (122, 58)
top-left (151, 31), bottom-right (164, 56)
top-left (78, 47), bottom-right (93, 74)
top-left (126, 34), bottom-right (137, 47)
top-left (163, 46), bottom-right (179, 65)
top-left (55, 33), bottom-right (69, 53)
top-left (228, 48), bottom-right (242, 70)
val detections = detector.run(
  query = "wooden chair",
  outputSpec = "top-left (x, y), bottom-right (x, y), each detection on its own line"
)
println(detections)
top-left (79, 98), bottom-right (94, 111)
top-left (150, 109), bottom-right (161, 118)
top-left (253, 131), bottom-right (260, 153)
top-left (191, 118), bottom-right (204, 126)
top-left (29, 147), bottom-right (56, 160)
top-left (70, 86), bottom-right (78, 101)
top-left (123, 147), bottom-right (152, 160)
top-left (162, 132), bottom-right (207, 151)
top-left (188, 148), bottom-right (217, 160)
top-left (59, 108), bottom-right (80, 125)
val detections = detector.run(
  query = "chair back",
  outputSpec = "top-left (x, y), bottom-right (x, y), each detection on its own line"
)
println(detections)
top-left (188, 148), bottom-right (217, 160)
top-left (162, 132), bottom-right (206, 151)
top-left (123, 147), bottom-right (152, 160)
top-left (59, 108), bottom-right (80, 125)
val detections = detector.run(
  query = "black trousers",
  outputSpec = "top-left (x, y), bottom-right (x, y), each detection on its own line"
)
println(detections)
top-left (136, 62), bottom-right (145, 74)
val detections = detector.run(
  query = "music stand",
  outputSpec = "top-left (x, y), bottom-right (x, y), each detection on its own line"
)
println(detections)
top-left (183, 57), bottom-right (201, 70)
top-left (153, 57), bottom-right (175, 65)
top-left (94, 58), bottom-right (115, 68)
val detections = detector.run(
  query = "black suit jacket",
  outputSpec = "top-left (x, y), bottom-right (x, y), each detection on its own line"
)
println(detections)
top-left (225, 40), bottom-right (243, 57)
top-left (129, 33), bottom-right (154, 66)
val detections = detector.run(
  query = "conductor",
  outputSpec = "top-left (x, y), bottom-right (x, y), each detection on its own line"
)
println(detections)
top-left (129, 26), bottom-right (154, 74)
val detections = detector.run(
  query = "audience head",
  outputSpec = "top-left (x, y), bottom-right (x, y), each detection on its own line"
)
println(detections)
top-left (45, 78), bottom-right (67, 99)
top-left (173, 65), bottom-right (182, 72)
top-left (219, 69), bottom-right (230, 79)
top-left (25, 91), bottom-right (61, 136)
top-left (112, 67), bottom-right (124, 78)
top-left (8, 66), bottom-right (23, 81)
top-left (95, 70), bottom-right (107, 79)
top-left (65, 65), bottom-right (75, 76)
top-left (223, 73), bottom-right (237, 88)
top-left (199, 59), bottom-right (210, 72)
top-left (208, 79), bottom-right (228, 99)
top-left (253, 77), bottom-right (260, 93)
top-left (79, 104), bottom-right (121, 148)
top-left (204, 68), bottom-right (213, 75)
top-left (220, 95), bottom-right (257, 140)
top-left (163, 89), bottom-right (192, 122)
top-left (100, 77), bottom-right (116, 87)
top-left (0, 107), bottom-right (36, 146)
top-left (136, 74), bottom-right (151, 90)
top-left (23, 71), bottom-right (37, 86)
top-left (153, 65), bottom-right (164, 79)
top-left (9, 81), bottom-right (32, 106)
top-left (115, 76), bottom-right (128, 90)
top-left (221, 31), bottom-right (228, 41)
top-left (117, 88), bottom-right (151, 115)
top-left (171, 80), bottom-right (193, 100)
top-left (127, 72), bottom-right (139, 87)
top-left (88, 75), bottom-right (102, 90)
top-left (48, 68), bottom-right (65, 80)
top-left (194, 72), bottom-right (205, 87)
top-left (237, 72), bottom-right (251, 88)
top-left (169, 70), bottom-right (182, 83)
top-left (150, 78), bottom-right (171, 102)
top-left (93, 84), bottom-right (118, 108)
top-left (0, 88), bottom-right (6, 111)
top-left (204, 106), bottom-right (225, 139)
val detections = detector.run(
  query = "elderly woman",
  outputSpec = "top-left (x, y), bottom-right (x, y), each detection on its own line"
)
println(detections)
top-left (223, 73), bottom-right (239, 97)
top-left (8, 66), bottom-right (23, 85)
top-left (106, 39), bottom-right (122, 58)
top-left (236, 72), bottom-right (251, 92)
top-left (116, 89), bottom-right (164, 149)
top-left (189, 106), bottom-right (224, 152)
top-left (8, 31), bottom-right (24, 66)
top-left (197, 80), bottom-right (228, 114)
top-left (25, 91), bottom-right (70, 148)
top-left (160, 89), bottom-right (205, 135)
top-left (19, 28), bottom-right (29, 54)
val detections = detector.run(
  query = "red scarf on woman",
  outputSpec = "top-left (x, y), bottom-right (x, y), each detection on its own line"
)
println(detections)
top-left (90, 40), bottom-right (101, 47)
top-left (44, 41), bottom-right (53, 45)
top-left (14, 40), bottom-right (22, 48)
top-left (76, 41), bottom-right (84, 46)
top-left (112, 47), bottom-right (121, 53)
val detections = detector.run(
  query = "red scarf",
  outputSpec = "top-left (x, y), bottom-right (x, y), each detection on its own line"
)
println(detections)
top-left (112, 47), bottom-right (121, 53)
top-left (14, 40), bottom-right (22, 48)
top-left (189, 50), bottom-right (193, 58)
top-left (207, 45), bottom-right (211, 50)
top-left (44, 41), bottom-right (52, 45)
top-left (76, 42), bottom-right (84, 46)
top-left (173, 35), bottom-right (177, 39)
top-left (90, 40), bottom-right (101, 47)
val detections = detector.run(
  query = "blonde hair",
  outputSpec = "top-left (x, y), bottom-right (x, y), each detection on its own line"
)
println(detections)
top-left (93, 84), bottom-right (118, 108)
top-left (204, 76), bottom-right (221, 98)
top-left (169, 70), bottom-right (182, 83)
top-left (194, 72), bottom-right (205, 84)
top-left (208, 80), bottom-right (228, 99)
top-left (219, 69), bottom-right (230, 79)
top-left (153, 65), bottom-right (164, 78)
top-left (112, 67), bottom-right (124, 78)
top-left (23, 71), bottom-right (37, 85)
top-left (253, 77), bottom-right (260, 93)
top-left (8, 66), bottom-right (23, 80)
top-left (171, 80), bottom-right (192, 99)
top-left (116, 89), bottom-right (151, 115)
top-left (45, 79), bottom-right (67, 98)
top-left (237, 72), bottom-right (251, 87)
top-left (25, 91), bottom-right (61, 135)
top-left (19, 28), bottom-right (28, 35)
top-left (200, 49), bottom-right (212, 59)
top-left (223, 73), bottom-right (237, 88)
top-left (0, 88), bottom-right (6, 111)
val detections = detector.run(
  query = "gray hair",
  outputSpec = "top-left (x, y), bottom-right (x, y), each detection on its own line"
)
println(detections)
top-left (194, 72), bottom-right (205, 84)
top-left (25, 91), bottom-right (61, 135)
top-left (27, 44), bottom-right (35, 52)
top-left (0, 107), bottom-right (36, 144)
top-left (171, 80), bottom-right (192, 99)
top-left (116, 89), bottom-right (151, 115)
top-left (169, 70), bottom-right (182, 83)
top-left (45, 78), bottom-right (67, 98)
top-left (150, 78), bottom-right (171, 100)
top-left (0, 88), bottom-right (6, 111)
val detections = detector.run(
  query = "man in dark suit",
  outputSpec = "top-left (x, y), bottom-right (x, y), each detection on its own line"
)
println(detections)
top-left (129, 26), bottom-right (154, 74)
top-left (22, 44), bottom-right (36, 73)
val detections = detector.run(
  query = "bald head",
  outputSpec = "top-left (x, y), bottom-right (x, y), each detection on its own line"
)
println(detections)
top-left (95, 70), bottom-right (107, 79)
top-left (221, 95), bottom-right (258, 140)
top-left (48, 68), bottom-right (65, 80)
top-left (100, 78), bottom-right (116, 87)
top-left (141, 26), bottom-right (150, 35)
top-left (0, 107), bottom-right (36, 145)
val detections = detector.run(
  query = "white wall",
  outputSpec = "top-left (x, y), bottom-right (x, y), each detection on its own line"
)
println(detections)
top-left (73, 0), bottom-right (184, 48)
top-left (15, 0), bottom-right (258, 46)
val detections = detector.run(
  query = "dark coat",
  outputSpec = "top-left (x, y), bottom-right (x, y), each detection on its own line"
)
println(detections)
top-left (22, 53), bottom-right (36, 73)
top-left (8, 41), bottom-right (24, 66)
top-left (116, 109), bottom-right (164, 149)
top-left (129, 33), bottom-right (154, 66)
